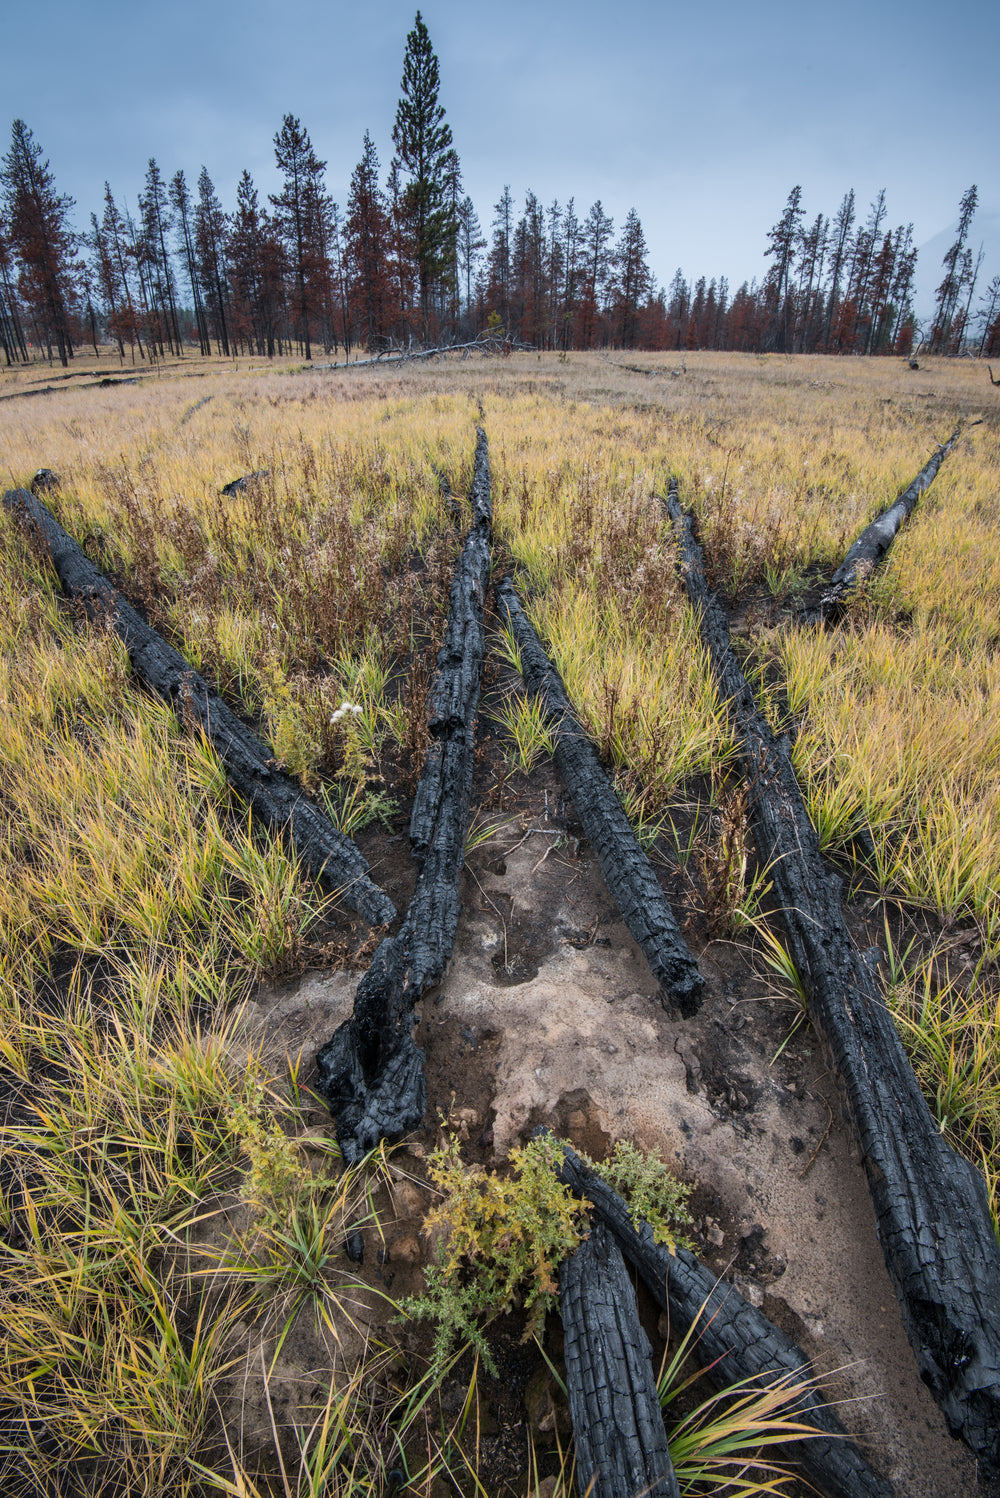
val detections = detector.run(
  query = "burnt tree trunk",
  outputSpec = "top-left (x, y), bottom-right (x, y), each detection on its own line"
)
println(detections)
top-left (496, 577), bottom-right (703, 1015)
top-left (560, 1220), bottom-right (680, 1498)
top-left (557, 1144), bottom-right (895, 1498)
top-left (665, 482), bottom-right (1000, 1474)
top-left (2, 484), bottom-right (394, 928)
top-left (314, 431), bottom-right (493, 1160)
top-left (805, 430), bottom-right (960, 622)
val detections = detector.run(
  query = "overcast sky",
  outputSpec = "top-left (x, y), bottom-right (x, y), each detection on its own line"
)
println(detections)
top-left (6, 0), bottom-right (998, 317)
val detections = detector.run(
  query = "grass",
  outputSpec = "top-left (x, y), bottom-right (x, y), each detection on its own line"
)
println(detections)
top-left (1, 346), bottom-right (999, 1487)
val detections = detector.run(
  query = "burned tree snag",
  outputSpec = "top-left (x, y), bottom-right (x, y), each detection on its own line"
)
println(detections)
top-left (805, 430), bottom-right (960, 622)
top-left (560, 1221), bottom-right (680, 1498)
top-left (496, 577), bottom-right (703, 1015)
top-left (666, 483), bottom-right (1000, 1475)
top-left (314, 431), bottom-right (493, 1161)
top-left (557, 1145), bottom-right (895, 1498)
top-left (1, 484), bottom-right (395, 929)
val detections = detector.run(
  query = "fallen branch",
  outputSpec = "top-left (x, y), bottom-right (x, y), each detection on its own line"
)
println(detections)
top-left (666, 481), bottom-right (1000, 1474)
top-left (312, 335), bottom-right (528, 372)
top-left (803, 429), bottom-right (961, 622)
top-left (557, 1144), bottom-right (895, 1498)
top-left (1, 484), bottom-right (395, 929)
top-left (560, 1220), bottom-right (680, 1498)
top-left (314, 430), bottom-right (493, 1160)
top-left (496, 576), bottom-right (703, 1014)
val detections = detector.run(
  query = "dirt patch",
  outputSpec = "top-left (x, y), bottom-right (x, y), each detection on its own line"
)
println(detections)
top-left (246, 768), bottom-right (989, 1497)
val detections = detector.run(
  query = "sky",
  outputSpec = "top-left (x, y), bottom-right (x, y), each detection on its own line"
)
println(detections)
top-left (5, 0), bottom-right (998, 323)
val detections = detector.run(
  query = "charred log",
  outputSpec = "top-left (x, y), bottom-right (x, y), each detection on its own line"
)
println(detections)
top-left (557, 1144), bottom-right (895, 1498)
top-left (666, 482), bottom-right (1000, 1473)
top-left (804, 430), bottom-right (960, 622)
top-left (314, 431), bottom-right (493, 1160)
top-left (496, 576), bottom-right (703, 1015)
top-left (220, 470), bottom-right (270, 496)
top-left (560, 1220), bottom-right (680, 1498)
top-left (30, 468), bottom-right (60, 495)
top-left (1, 484), bottom-right (395, 929)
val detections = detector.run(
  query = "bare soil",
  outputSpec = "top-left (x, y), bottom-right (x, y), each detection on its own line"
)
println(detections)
top-left (245, 712), bottom-right (992, 1497)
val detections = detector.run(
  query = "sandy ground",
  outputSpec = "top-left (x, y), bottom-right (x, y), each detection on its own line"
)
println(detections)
top-left (243, 753), bottom-right (992, 1498)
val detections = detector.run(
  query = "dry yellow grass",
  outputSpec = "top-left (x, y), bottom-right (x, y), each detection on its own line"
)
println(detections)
top-left (1, 348), bottom-right (999, 1485)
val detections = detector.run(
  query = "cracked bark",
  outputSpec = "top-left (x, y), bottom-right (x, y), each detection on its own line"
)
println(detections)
top-left (496, 576), bottom-right (703, 1015)
top-left (314, 430), bottom-right (493, 1160)
top-left (557, 1144), bottom-right (895, 1498)
top-left (803, 430), bottom-right (960, 623)
top-left (2, 484), bottom-right (394, 928)
top-left (560, 1220), bottom-right (680, 1498)
top-left (666, 481), bottom-right (1000, 1475)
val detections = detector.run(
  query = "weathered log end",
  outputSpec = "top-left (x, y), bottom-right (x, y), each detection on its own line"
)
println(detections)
top-left (560, 1221), bottom-right (680, 1498)
top-left (314, 1022), bottom-right (426, 1165)
top-left (802, 429), bottom-right (961, 623)
top-left (876, 1142), bottom-right (1000, 1470)
top-left (30, 467), bottom-right (60, 495)
top-left (220, 469), bottom-right (270, 496)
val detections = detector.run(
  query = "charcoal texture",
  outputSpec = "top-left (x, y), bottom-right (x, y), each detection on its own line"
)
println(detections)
top-left (496, 576), bottom-right (703, 1014)
top-left (560, 1221), bottom-right (680, 1498)
top-left (667, 481), bottom-right (1000, 1474)
top-left (2, 484), bottom-right (394, 928)
top-left (314, 431), bottom-right (493, 1160)
top-left (557, 1143), bottom-right (895, 1498)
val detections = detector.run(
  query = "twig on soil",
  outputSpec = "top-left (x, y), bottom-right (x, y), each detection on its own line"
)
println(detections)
top-left (799, 1097), bottom-right (835, 1178)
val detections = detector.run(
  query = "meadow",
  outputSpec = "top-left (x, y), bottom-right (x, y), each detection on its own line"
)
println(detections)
top-left (0, 347), bottom-right (997, 1494)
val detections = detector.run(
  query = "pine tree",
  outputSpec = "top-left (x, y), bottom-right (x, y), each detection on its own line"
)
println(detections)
top-left (195, 168), bottom-right (231, 356)
top-left (931, 184), bottom-right (978, 354)
top-left (580, 200), bottom-right (614, 347)
top-left (170, 169), bottom-right (210, 354)
top-left (391, 11), bottom-right (455, 341)
top-left (140, 159), bottom-right (181, 354)
top-left (763, 185), bottom-right (803, 351)
top-left (98, 185), bottom-right (144, 360)
top-left (487, 186), bottom-right (514, 333)
top-left (0, 216), bottom-right (29, 364)
top-left (558, 198), bottom-right (581, 349)
top-left (345, 132), bottom-right (394, 351)
top-left (610, 208), bottom-right (653, 348)
top-left (823, 190), bottom-right (855, 351)
top-left (976, 274), bottom-right (1000, 358)
top-left (1, 120), bottom-right (78, 365)
top-left (270, 115), bottom-right (328, 359)
top-left (456, 195), bottom-right (484, 320)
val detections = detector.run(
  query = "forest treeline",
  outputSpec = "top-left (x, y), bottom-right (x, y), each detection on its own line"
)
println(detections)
top-left (2, 13), bottom-right (998, 369)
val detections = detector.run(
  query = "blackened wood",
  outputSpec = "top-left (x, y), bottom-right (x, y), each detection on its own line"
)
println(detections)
top-left (1, 484), bottom-right (395, 929)
top-left (30, 468), bottom-right (60, 495)
top-left (805, 431), bottom-right (959, 622)
top-left (220, 470), bottom-right (269, 496)
top-left (314, 430), bottom-right (493, 1161)
top-left (560, 1220), bottom-right (680, 1498)
top-left (496, 576), bottom-right (703, 1015)
top-left (666, 483), bottom-right (1000, 1474)
top-left (557, 1144), bottom-right (895, 1498)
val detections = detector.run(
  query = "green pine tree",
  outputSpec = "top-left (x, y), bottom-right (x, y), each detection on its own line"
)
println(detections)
top-left (391, 12), bottom-right (456, 342)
